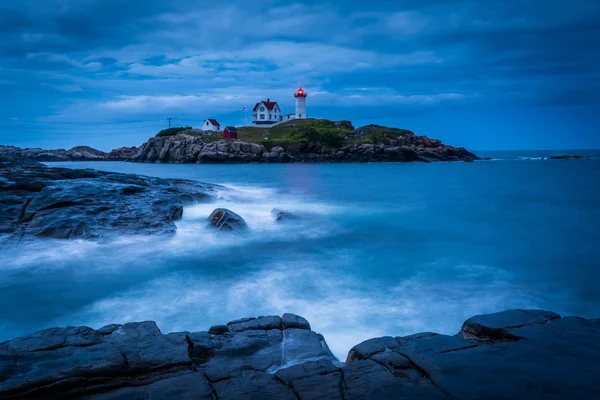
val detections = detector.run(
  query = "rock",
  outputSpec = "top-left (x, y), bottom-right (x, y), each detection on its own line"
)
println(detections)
top-left (334, 120), bottom-right (355, 130)
top-left (0, 163), bottom-right (217, 242)
top-left (0, 145), bottom-right (108, 161)
top-left (282, 313), bottom-right (311, 330)
top-left (547, 154), bottom-right (590, 160)
top-left (0, 309), bottom-right (599, 399)
top-left (208, 325), bottom-right (229, 335)
top-left (271, 208), bottom-right (298, 221)
top-left (207, 208), bottom-right (248, 232)
top-left (460, 309), bottom-right (561, 340)
top-left (107, 146), bottom-right (139, 160)
top-left (464, 156), bottom-right (475, 162)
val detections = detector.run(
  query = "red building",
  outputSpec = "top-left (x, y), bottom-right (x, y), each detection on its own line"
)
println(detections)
top-left (223, 126), bottom-right (238, 139)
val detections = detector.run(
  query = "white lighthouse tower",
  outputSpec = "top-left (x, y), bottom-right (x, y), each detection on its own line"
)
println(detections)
top-left (294, 88), bottom-right (307, 119)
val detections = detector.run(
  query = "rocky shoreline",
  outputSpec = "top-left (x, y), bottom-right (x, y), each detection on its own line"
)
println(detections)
top-left (0, 160), bottom-right (218, 241)
top-left (1, 309), bottom-right (598, 399)
top-left (132, 133), bottom-right (478, 163)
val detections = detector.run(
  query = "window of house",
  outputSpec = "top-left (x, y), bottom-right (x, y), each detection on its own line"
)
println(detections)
top-left (260, 106), bottom-right (265, 111)
top-left (206, 121), bottom-right (209, 125)
top-left (299, 114), bottom-right (302, 118)
top-left (260, 114), bottom-right (265, 120)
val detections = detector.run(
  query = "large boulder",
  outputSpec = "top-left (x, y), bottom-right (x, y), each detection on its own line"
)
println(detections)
top-left (0, 163), bottom-right (218, 242)
top-left (207, 208), bottom-right (248, 232)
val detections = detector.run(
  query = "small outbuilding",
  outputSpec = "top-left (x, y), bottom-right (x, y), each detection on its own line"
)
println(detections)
top-left (223, 126), bottom-right (238, 139)
top-left (203, 119), bottom-right (221, 132)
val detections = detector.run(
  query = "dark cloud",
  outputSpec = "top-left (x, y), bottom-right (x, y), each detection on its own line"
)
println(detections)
top-left (0, 0), bottom-right (598, 149)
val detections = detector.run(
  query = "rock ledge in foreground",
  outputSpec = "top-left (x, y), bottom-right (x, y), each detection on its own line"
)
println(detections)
top-left (1, 309), bottom-right (599, 399)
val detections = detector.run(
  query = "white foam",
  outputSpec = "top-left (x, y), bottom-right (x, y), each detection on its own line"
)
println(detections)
top-left (67, 258), bottom-right (556, 360)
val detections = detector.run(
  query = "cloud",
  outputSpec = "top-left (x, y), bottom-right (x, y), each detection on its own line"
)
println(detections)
top-left (1, 0), bottom-right (599, 149)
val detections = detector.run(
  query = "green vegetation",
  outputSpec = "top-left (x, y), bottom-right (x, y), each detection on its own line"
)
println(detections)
top-left (155, 126), bottom-right (193, 137)
top-left (235, 119), bottom-right (351, 150)
top-left (152, 119), bottom-right (415, 148)
top-left (350, 125), bottom-right (414, 144)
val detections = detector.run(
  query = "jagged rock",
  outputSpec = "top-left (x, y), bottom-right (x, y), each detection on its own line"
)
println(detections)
top-left (0, 163), bottom-right (217, 242)
top-left (271, 208), bottom-right (298, 221)
top-left (334, 120), bottom-right (354, 130)
top-left (208, 325), bottom-right (229, 335)
top-left (207, 208), bottom-right (248, 232)
top-left (107, 146), bottom-right (139, 159)
top-left (547, 155), bottom-right (590, 160)
top-left (0, 145), bottom-right (108, 161)
top-left (0, 310), bottom-right (599, 399)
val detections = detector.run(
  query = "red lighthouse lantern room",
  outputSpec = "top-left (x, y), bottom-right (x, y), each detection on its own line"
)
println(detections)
top-left (294, 87), bottom-right (307, 98)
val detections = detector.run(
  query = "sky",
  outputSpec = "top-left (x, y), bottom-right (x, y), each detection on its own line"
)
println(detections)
top-left (0, 0), bottom-right (599, 151)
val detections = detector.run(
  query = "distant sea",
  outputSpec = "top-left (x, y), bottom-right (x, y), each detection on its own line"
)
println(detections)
top-left (1, 150), bottom-right (599, 359)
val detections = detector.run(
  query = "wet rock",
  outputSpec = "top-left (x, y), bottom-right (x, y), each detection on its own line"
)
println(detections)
top-left (208, 325), bottom-right (229, 335)
top-left (460, 309), bottom-right (561, 340)
top-left (271, 208), bottom-right (298, 221)
top-left (0, 309), bottom-right (599, 399)
top-left (547, 154), bottom-right (590, 160)
top-left (207, 208), bottom-right (248, 232)
top-left (282, 313), bottom-right (311, 330)
top-left (0, 163), bottom-right (217, 242)
top-left (0, 145), bottom-right (108, 161)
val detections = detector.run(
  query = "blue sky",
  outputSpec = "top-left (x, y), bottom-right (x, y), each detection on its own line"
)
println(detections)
top-left (1, 0), bottom-right (599, 151)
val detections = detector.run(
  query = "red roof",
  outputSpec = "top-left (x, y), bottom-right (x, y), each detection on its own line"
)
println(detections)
top-left (253, 101), bottom-right (278, 112)
top-left (207, 118), bottom-right (220, 126)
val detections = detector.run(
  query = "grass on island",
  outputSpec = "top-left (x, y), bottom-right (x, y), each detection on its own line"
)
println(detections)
top-left (154, 119), bottom-right (415, 148)
top-left (155, 126), bottom-right (193, 137)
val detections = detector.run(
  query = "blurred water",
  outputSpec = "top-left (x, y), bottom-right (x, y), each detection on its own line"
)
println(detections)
top-left (1, 152), bottom-right (599, 359)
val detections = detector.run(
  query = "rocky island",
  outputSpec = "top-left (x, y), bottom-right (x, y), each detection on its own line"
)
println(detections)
top-left (0, 120), bottom-right (480, 164)
top-left (1, 309), bottom-right (598, 399)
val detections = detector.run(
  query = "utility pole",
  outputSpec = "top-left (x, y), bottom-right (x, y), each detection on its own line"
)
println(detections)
top-left (167, 117), bottom-right (173, 129)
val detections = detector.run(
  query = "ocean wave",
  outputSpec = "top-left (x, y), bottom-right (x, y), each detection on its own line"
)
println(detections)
top-left (61, 259), bottom-right (559, 360)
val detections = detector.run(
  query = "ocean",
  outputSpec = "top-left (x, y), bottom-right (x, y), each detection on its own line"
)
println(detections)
top-left (1, 150), bottom-right (599, 359)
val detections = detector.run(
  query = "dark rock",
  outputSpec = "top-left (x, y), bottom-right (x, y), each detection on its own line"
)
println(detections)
top-left (0, 145), bottom-right (108, 162)
top-left (0, 163), bottom-right (217, 242)
top-left (208, 325), bottom-right (229, 335)
top-left (547, 154), bottom-right (590, 160)
top-left (271, 208), bottom-right (298, 221)
top-left (107, 146), bottom-right (139, 160)
top-left (207, 208), bottom-right (248, 232)
top-left (282, 313), bottom-right (311, 330)
top-left (334, 120), bottom-right (355, 130)
top-left (0, 309), bottom-right (599, 399)
top-left (258, 315), bottom-right (282, 330)
top-left (460, 309), bottom-right (561, 340)
top-left (464, 156), bottom-right (475, 162)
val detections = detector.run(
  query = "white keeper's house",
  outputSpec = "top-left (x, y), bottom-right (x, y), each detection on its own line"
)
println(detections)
top-left (251, 88), bottom-right (308, 125)
top-left (252, 99), bottom-right (280, 124)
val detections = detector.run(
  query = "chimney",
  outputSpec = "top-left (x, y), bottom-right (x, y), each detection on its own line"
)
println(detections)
top-left (267, 98), bottom-right (270, 102)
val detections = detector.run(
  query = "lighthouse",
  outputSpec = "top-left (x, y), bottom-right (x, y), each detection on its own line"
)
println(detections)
top-left (294, 88), bottom-right (307, 119)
